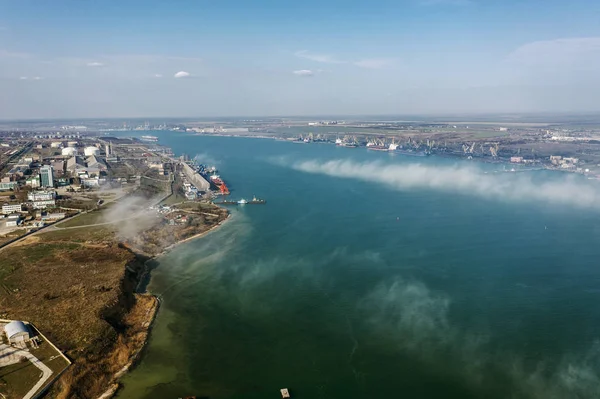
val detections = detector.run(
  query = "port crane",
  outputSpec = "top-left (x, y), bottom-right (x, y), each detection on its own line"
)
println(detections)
top-left (489, 142), bottom-right (499, 158)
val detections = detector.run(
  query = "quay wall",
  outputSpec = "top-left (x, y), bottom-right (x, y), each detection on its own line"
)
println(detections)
top-left (180, 162), bottom-right (210, 191)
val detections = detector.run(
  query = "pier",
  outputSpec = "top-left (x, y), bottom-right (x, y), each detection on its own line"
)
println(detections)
top-left (179, 160), bottom-right (210, 191)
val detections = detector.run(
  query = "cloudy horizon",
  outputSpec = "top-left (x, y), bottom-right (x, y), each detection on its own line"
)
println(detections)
top-left (2, 1), bottom-right (600, 119)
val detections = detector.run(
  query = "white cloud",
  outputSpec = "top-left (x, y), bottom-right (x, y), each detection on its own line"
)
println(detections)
top-left (292, 159), bottom-right (600, 209)
top-left (354, 58), bottom-right (395, 69)
top-left (32, 76), bottom-right (43, 80)
top-left (295, 50), bottom-right (395, 70)
top-left (294, 50), bottom-right (345, 64)
top-left (292, 69), bottom-right (314, 77)
top-left (174, 71), bottom-right (191, 78)
top-left (508, 37), bottom-right (600, 65)
top-left (19, 76), bottom-right (28, 80)
top-left (86, 61), bottom-right (105, 67)
top-left (154, 73), bottom-right (163, 78)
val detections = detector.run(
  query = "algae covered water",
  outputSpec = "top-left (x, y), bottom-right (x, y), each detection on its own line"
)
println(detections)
top-left (118, 133), bottom-right (600, 399)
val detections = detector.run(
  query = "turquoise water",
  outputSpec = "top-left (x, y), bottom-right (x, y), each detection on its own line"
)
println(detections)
top-left (118, 133), bottom-right (600, 399)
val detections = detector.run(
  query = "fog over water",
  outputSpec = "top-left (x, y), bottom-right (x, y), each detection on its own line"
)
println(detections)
top-left (292, 159), bottom-right (600, 209)
top-left (117, 134), bottom-right (600, 399)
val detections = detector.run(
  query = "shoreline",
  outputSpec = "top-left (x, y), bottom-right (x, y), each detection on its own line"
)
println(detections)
top-left (159, 211), bottom-right (232, 255)
top-left (104, 209), bottom-right (232, 398)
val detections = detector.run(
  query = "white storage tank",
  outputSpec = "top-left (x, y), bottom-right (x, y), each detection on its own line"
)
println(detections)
top-left (5, 320), bottom-right (30, 343)
top-left (61, 147), bottom-right (78, 156)
top-left (67, 141), bottom-right (78, 147)
top-left (84, 146), bottom-right (100, 157)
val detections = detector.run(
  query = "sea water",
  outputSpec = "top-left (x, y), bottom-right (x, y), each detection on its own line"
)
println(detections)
top-left (118, 133), bottom-right (600, 399)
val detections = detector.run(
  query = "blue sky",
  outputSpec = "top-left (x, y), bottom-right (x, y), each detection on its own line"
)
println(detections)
top-left (2, 0), bottom-right (600, 118)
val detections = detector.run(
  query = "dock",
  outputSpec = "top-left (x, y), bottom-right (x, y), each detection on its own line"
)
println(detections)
top-left (179, 160), bottom-right (210, 191)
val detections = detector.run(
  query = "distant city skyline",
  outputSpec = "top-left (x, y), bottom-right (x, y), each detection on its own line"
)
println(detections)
top-left (2, 0), bottom-right (600, 118)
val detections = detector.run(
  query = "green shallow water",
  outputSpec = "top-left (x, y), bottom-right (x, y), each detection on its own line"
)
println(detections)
top-left (118, 133), bottom-right (600, 399)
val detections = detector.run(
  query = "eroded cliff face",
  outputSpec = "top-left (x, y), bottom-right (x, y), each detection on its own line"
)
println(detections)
top-left (50, 253), bottom-right (158, 399)
top-left (0, 227), bottom-right (157, 399)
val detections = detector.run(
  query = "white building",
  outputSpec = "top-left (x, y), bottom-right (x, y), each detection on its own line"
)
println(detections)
top-left (5, 213), bottom-right (22, 227)
top-left (84, 146), bottom-right (100, 157)
top-left (61, 147), bottom-right (78, 156)
top-left (32, 200), bottom-right (56, 209)
top-left (82, 177), bottom-right (106, 187)
top-left (1, 204), bottom-right (23, 214)
top-left (28, 191), bottom-right (56, 202)
top-left (26, 175), bottom-right (41, 188)
top-left (4, 321), bottom-right (30, 344)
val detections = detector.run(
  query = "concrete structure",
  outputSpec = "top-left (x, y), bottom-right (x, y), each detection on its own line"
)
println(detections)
top-left (2, 203), bottom-right (23, 214)
top-left (41, 212), bottom-right (65, 221)
top-left (66, 156), bottom-right (86, 173)
top-left (510, 156), bottom-right (524, 163)
top-left (180, 161), bottom-right (210, 191)
top-left (67, 141), bottom-right (78, 147)
top-left (61, 147), bottom-right (78, 156)
top-left (86, 155), bottom-right (107, 173)
top-left (40, 165), bottom-right (54, 187)
top-left (50, 141), bottom-right (63, 148)
top-left (84, 146), bottom-right (100, 157)
top-left (5, 321), bottom-right (29, 343)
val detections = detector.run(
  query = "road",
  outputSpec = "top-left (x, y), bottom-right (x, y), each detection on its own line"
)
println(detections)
top-left (0, 344), bottom-right (53, 399)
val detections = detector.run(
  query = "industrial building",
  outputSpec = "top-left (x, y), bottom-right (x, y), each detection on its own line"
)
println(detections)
top-left (2, 203), bottom-right (23, 214)
top-left (0, 182), bottom-right (18, 191)
top-left (5, 214), bottom-right (22, 227)
top-left (61, 147), bottom-right (78, 156)
top-left (28, 190), bottom-right (56, 209)
top-left (26, 175), bottom-right (41, 188)
top-left (84, 146), bottom-right (100, 157)
top-left (86, 155), bottom-right (107, 173)
top-left (66, 156), bottom-right (87, 173)
top-left (66, 155), bottom-right (107, 177)
top-left (4, 320), bottom-right (30, 345)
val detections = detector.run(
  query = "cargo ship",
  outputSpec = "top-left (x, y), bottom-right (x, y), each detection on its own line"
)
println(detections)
top-left (140, 135), bottom-right (159, 142)
top-left (367, 145), bottom-right (388, 151)
top-left (209, 174), bottom-right (230, 195)
top-left (367, 139), bottom-right (388, 151)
